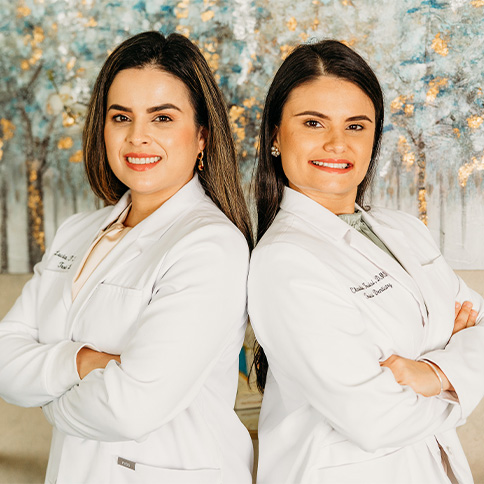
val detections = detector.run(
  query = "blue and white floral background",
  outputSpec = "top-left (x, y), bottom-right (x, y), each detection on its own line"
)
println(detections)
top-left (1, 0), bottom-right (484, 273)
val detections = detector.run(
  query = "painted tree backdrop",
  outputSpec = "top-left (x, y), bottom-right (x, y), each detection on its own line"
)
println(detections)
top-left (1, 0), bottom-right (483, 273)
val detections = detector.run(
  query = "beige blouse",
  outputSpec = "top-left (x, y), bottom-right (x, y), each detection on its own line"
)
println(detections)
top-left (71, 204), bottom-right (132, 301)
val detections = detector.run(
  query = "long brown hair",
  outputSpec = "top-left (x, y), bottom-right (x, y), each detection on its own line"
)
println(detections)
top-left (253, 40), bottom-right (384, 392)
top-left (83, 31), bottom-right (253, 249)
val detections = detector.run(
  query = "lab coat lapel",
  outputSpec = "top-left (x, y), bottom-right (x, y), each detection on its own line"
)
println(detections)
top-left (60, 192), bottom-right (133, 313)
top-left (280, 189), bottom-right (429, 323)
top-left (66, 175), bottom-right (205, 337)
top-left (358, 207), bottom-right (431, 322)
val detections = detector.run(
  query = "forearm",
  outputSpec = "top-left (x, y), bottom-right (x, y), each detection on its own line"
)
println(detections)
top-left (0, 325), bottom-right (84, 407)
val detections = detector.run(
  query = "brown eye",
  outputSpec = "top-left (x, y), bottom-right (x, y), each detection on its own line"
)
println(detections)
top-left (113, 114), bottom-right (130, 123)
top-left (305, 119), bottom-right (322, 128)
top-left (153, 115), bottom-right (172, 122)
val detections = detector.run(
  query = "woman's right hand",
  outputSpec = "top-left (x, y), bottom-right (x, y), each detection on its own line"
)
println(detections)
top-left (76, 347), bottom-right (121, 380)
top-left (453, 301), bottom-right (478, 335)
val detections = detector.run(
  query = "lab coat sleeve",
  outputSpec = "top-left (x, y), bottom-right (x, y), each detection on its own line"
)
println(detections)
top-left (0, 252), bottom-right (85, 407)
top-left (420, 268), bottom-right (484, 419)
top-left (248, 243), bottom-right (464, 453)
top-left (42, 225), bottom-right (249, 441)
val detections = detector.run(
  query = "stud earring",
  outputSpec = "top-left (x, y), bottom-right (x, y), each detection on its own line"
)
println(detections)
top-left (271, 145), bottom-right (280, 157)
top-left (197, 150), bottom-right (204, 171)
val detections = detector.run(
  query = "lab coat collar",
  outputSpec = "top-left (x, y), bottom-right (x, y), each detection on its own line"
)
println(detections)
top-left (95, 174), bottom-right (205, 240)
top-left (65, 175), bottom-right (206, 333)
top-left (280, 187), bottom-right (353, 240)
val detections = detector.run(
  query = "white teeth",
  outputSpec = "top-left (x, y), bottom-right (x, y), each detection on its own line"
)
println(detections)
top-left (127, 156), bottom-right (161, 165)
top-left (311, 161), bottom-right (349, 169)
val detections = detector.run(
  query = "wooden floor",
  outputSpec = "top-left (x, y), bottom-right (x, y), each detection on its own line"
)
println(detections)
top-left (1, 272), bottom-right (484, 483)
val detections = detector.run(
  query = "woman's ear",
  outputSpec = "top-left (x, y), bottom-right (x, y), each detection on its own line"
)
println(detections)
top-left (198, 126), bottom-right (208, 152)
top-left (272, 126), bottom-right (280, 150)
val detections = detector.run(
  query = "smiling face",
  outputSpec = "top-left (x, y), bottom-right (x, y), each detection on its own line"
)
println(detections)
top-left (104, 67), bottom-right (206, 215)
top-left (274, 76), bottom-right (376, 214)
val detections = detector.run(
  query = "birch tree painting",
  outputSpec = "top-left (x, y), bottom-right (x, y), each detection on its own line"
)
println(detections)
top-left (1, 0), bottom-right (483, 272)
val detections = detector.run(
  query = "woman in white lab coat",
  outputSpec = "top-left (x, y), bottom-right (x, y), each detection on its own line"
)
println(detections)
top-left (0, 32), bottom-right (254, 483)
top-left (248, 40), bottom-right (484, 483)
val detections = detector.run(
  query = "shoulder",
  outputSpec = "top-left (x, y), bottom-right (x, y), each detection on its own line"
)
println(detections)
top-left (367, 206), bottom-right (440, 257)
top-left (166, 197), bottom-right (250, 265)
top-left (46, 206), bottom-right (112, 251)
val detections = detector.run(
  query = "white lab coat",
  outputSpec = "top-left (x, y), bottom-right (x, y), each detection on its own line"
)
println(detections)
top-left (248, 187), bottom-right (484, 484)
top-left (0, 176), bottom-right (253, 484)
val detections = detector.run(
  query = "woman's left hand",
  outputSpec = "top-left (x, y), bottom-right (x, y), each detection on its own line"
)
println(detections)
top-left (381, 355), bottom-right (453, 397)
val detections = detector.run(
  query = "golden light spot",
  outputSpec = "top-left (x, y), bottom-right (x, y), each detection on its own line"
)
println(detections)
top-left (299, 32), bottom-right (309, 42)
top-left (287, 17), bottom-right (297, 31)
top-left (32, 26), bottom-right (44, 46)
top-left (86, 17), bottom-right (97, 27)
top-left (390, 95), bottom-right (405, 113)
top-left (425, 77), bottom-right (448, 103)
top-left (176, 0), bottom-right (190, 19)
top-left (29, 48), bottom-right (43, 65)
top-left (229, 106), bottom-right (247, 146)
top-left (201, 42), bottom-right (219, 71)
top-left (62, 112), bottom-right (76, 127)
top-left (21, 60), bottom-right (30, 70)
top-left (342, 0), bottom-right (354, 5)
top-left (280, 44), bottom-right (294, 60)
top-left (398, 136), bottom-right (415, 170)
top-left (312, 18), bottom-right (319, 31)
top-left (230, 105), bottom-right (245, 122)
top-left (66, 57), bottom-right (76, 71)
top-left (471, 0), bottom-right (484, 6)
top-left (176, 25), bottom-right (191, 37)
top-left (340, 38), bottom-right (357, 47)
top-left (1, 119), bottom-right (16, 140)
top-left (467, 115), bottom-right (483, 129)
top-left (418, 189), bottom-right (427, 225)
top-left (453, 127), bottom-right (461, 138)
top-left (51, 23), bottom-right (58, 31)
top-left (431, 33), bottom-right (449, 56)
top-left (201, 10), bottom-right (214, 21)
top-left (243, 97), bottom-right (257, 108)
top-left (58, 137), bottom-right (74, 150)
top-left (404, 104), bottom-right (414, 116)
top-left (458, 155), bottom-right (484, 187)
top-left (69, 150), bottom-right (83, 163)
top-left (17, 5), bottom-right (31, 17)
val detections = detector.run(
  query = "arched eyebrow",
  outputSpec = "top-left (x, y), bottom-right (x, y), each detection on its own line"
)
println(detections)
top-left (295, 110), bottom-right (373, 123)
top-left (107, 103), bottom-right (182, 113)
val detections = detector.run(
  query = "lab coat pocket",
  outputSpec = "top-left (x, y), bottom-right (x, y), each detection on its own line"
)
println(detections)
top-left (74, 283), bottom-right (143, 354)
top-left (113, 456), bottom-right (222, 483)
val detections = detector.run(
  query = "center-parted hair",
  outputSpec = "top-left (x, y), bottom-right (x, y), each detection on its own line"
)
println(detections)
top-left (83, 31), bottom-right (253, 250)
top-left (253, 40), bottom-right (384, 392)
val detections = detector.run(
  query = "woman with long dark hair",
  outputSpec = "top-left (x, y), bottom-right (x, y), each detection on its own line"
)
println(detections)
top-left (0, 31), bottom-right (253, 483)
top-left (249, 40), bottom-right (484, 483)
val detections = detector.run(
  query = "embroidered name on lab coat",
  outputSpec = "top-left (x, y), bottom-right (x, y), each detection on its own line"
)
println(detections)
top-left (53, 250), bottom-right (76, 271)
top-left (349, 271), bottom-right (393, 299)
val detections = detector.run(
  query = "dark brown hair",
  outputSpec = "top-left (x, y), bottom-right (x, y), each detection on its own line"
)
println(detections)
top-left (83, 31), bottom-right (253, 249)
top-left (253, 40), bottom-right (384, 392)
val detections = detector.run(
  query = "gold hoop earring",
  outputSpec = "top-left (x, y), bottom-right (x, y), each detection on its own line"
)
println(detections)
top-left (197, 150), bottom-right (204, 171)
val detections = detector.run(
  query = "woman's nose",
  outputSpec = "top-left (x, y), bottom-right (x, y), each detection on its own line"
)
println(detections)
top-left (323, 130), bottom-right (346, 154)
top-left (126, 123), bottom-right (151, 145)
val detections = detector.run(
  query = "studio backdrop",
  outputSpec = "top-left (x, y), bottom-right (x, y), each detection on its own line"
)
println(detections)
top-left (1, 0), bottom-right (484, 274)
